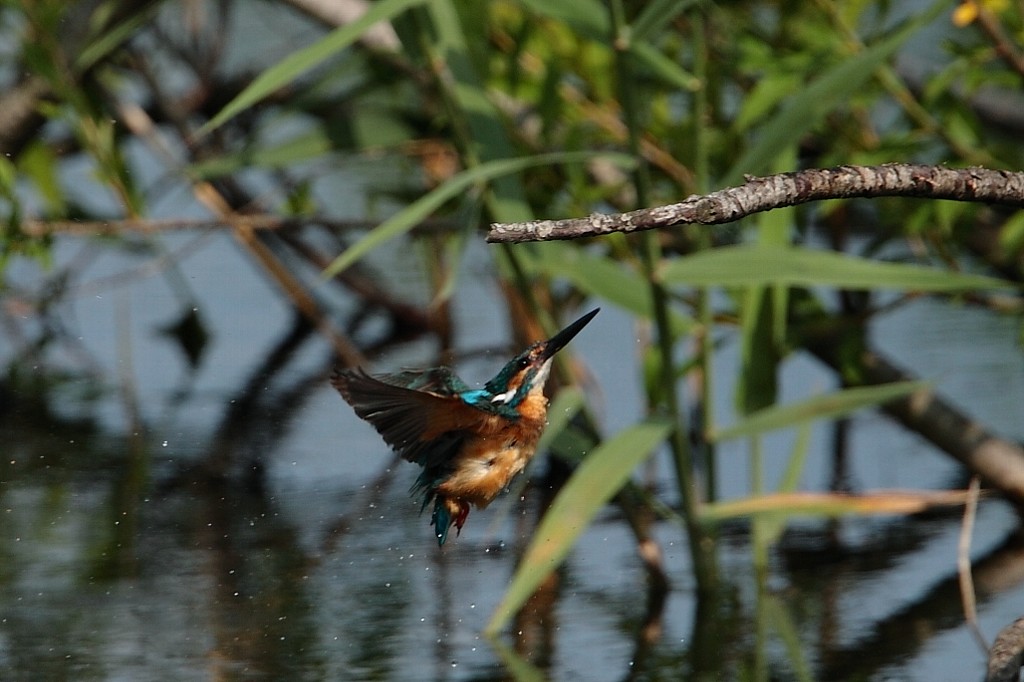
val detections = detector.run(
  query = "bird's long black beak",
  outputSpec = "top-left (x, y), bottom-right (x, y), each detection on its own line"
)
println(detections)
top-left (539, 308), bottom-right (599, 361)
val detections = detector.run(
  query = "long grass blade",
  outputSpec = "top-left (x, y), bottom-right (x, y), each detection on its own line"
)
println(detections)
top-left (765, 595), bottom-right (815, 682)
top-left (533, 242), bottom-right (691, 332)
top-left (197, 0), bottom-right (426, 137)
top-left (660, 245), bottom-right (1014, 292)
top-left (701, 489), bottom-right (978, 521)
top-left (755, 421), bottom-right (814, 547)
top-left (487, 638), bottom-right (547, 681)
top-left (516, 0), bottom-right (609, 39)
top-left (485, 418), bottom-right (672, 635)
top-left (711, 380), bottom-right (929, 442)
top-left (630, 0), bottom-right (699, 43)
top-left (322, 151), bottom-right (631, 278)
top-left (189, 131), bottom-right (333, 178)
top-left (536, 387), bottom-right (585, 454)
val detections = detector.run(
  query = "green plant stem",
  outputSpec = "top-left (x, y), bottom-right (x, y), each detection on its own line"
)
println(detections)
top-left (752, 567), bottom-right (770, 682)
top-left (691, 14), bottom-right (710, 191)
top-left (692, 11), bottom-right (718, 502)
top-left (749, 435), bottom-right (770, 570)
top-left (610, 0), bottom-right (717, 595)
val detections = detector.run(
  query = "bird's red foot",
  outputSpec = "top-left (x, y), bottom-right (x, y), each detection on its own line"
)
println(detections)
top-left (454, 501), bottom-right (470, 536)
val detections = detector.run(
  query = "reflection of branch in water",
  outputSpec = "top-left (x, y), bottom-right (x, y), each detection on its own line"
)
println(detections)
top-left (511, 461), bottom-right (567, 674)
top-left (163, 313), bottom-right (356, 490)
top-left (780, 500), bottom-right (968, 581)
top-left (202, 312), bottom-right (318, 483)
top-left (319, 452), bottom-right (402, 555)
top-left (502, 430), bottom-right (670, 677)
top-left (618, 481), bottom-right (670, 681)
top-left (430, 522), bottom-right (457, 681)
top-left (806, 324), bottom-right (1024, 503)
top-left (191, 460), bottom-right (322, 678)
top-left (199, 305), bottom-right (429, 488)
top-left (275, 230), bottom-right (436, 348)
top-left (816, 526), bottom-right (1024, 680)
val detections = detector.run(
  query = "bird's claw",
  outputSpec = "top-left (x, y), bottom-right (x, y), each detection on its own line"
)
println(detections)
top-left (454, 501), bottom-right (470, 536)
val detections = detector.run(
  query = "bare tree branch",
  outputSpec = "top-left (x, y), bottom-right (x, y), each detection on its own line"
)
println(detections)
top-left (987, 617), bottom-right (1024, 682)
top-left (487, 164), bottom-right (1024, 243)
top-left (19, 215), bottom-right (458, 237)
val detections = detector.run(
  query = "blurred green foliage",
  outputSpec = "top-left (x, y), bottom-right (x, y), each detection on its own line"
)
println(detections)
top-left (2, 0), bottom-right (1023, 646)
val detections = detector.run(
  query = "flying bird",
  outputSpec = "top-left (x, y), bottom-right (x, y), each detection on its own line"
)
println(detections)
top-left (332, 308), bottom-right (599, 545)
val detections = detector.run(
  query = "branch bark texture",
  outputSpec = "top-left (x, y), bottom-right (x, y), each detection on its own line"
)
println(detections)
top-left (487, 164), bottom-right (1024, 243)
top-left (988, 617), bottom-right (1024, 682)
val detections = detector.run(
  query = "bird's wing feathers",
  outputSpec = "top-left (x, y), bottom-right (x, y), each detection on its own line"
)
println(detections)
top-left (372, 367), bottom-right (472, 396)
top-left (331, 368), bottom-right (490, 468)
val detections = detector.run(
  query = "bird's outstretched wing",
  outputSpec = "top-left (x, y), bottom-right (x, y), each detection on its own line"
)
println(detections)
top-left (367, 367), bottom-right (472, 396)
top-left (332, 367), bottom-right (486, 468)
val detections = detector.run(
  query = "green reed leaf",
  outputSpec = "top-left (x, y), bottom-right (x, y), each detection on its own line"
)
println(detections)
top-left (198, 0), bottom-right (426, 137)
top-left (711, 380), bottom-right (929, 442)
top-left (660, 245), bottom-right (1014, 292)
top-left (322, 151), bottom-right (632, 278)
top-left (722, 1), bottom-right (945, 185)
top-left (485, 418), bottom-right (671, 636)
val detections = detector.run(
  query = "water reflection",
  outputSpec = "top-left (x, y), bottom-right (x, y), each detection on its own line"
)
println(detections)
top-left (4, 407), bottom-right (1024, 680)
top-left (2, 238), bottom-right (1023, 680)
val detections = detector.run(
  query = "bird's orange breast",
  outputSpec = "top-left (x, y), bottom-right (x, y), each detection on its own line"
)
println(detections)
top-left (435, 394), bottom-right (549, 508)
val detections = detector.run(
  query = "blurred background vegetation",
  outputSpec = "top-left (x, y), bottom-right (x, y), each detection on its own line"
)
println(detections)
top-left (3, 0), bottom-right (1024, 679)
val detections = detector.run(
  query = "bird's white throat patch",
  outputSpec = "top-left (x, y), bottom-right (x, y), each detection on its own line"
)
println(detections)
top-left (490, 390), bottom-right (515, 404)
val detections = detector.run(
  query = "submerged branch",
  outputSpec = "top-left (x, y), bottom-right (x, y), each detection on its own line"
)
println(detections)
top-left (807, 333), bottom-right (1024, 503)
top-left (487, 164), bottom-right (1024, 243)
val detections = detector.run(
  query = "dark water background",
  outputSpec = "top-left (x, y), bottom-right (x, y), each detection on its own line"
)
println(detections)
top-left (3, 229), bottom-right (1024, 681)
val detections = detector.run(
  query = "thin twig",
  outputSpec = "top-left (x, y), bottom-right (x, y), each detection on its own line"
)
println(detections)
top-left (115, 99), bottom-right (368, 366)
top-left (19, 214), bottom-right (458, 237)
top-left (958, 475), bottom-right (988, 654)
top-left (973, 4), bottom-right (1024, 82)
top-left (487, 164), bottom-right (1024, 243)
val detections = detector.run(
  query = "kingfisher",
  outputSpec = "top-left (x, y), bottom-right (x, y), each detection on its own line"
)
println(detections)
top-left (331, 308), bottom-right (598, 546)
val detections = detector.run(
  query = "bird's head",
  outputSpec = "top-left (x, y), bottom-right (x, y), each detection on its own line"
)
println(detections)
top-left (483, 308), bottom-right (599, 408)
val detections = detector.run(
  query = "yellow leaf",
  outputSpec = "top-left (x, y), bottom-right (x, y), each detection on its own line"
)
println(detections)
top-left (952, 1), bottom-right (978, 26)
